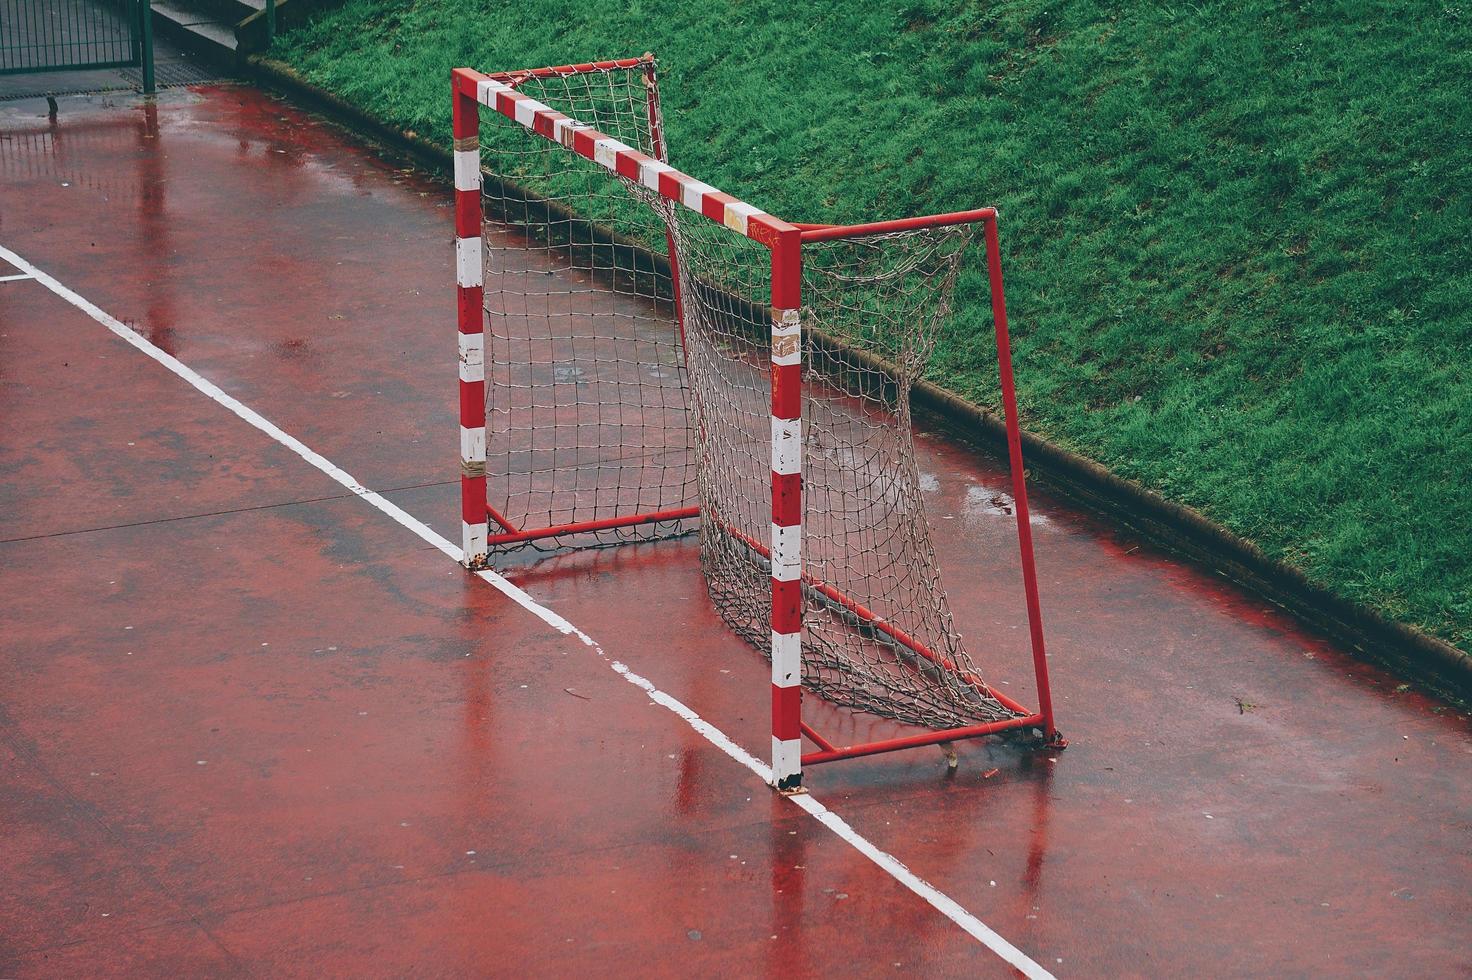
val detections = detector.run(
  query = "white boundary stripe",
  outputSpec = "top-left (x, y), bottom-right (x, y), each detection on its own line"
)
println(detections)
top-left (616, 659), bottom-right (1051, 980)
top-left (0, 243), bottom-right (1055, 980)
top-left (1, 273), bottom-right (37, 282)
top-left (786, 791), bottom-right (1050, 975)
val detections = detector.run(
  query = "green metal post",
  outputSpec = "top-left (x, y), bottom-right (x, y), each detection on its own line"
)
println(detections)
top-left (139, 0), bottom-right (156, 94)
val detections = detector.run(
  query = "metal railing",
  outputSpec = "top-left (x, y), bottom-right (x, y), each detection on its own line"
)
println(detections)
top-left (0, 0), bottom-right (154, 92)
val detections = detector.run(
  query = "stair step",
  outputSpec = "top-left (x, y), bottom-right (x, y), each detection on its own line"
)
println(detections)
top-left (150, 1), bottom-right (239, 65)
top-left (191, 0), bottom-right (267, 28)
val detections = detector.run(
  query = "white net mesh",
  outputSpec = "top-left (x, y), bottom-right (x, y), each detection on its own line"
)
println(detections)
top-left (479, 63), bottom-right (695, 549)
top-left (477, 61), bottom-right (1022, 729)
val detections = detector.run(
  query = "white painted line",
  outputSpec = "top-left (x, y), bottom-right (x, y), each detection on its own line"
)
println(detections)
top-left (0, 273), bottom-right (36, 282)
top-left (0, 245), bottom-right (567, 630)
top-left (609, 660), bottom-right (1054, 980)
top-left (788, 793), bottom-right (1051, 975)
top-left (0, 243), bottom-right (1056, 980)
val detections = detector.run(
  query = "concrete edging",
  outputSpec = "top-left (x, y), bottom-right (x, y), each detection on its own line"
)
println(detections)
top-left (242, 54), bottom-right (1472, 703)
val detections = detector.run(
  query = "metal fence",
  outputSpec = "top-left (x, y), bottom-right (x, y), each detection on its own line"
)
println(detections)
top-left (1, 0), bottom-right (154, 91)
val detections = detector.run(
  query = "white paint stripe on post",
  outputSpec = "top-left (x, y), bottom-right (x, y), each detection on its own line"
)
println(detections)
top-left (771, 315), bottom-right (801, 367)
top-left (463, 520), bottom-right (488, 562)
top-left (771, 417), bottom-right (801, 476)
top-left (770, 630), bottom-right (801, 687)
top-left (453, 149), bottom-right (481, 192)
top-left (459, 425), bottom-right (485, 467)
top-left (770, 522), bottom-right (801, 582)
top-left (455, 236), bottom-right (482, 287)
top-left (458, 331), bottom-right (485, 384)
top-left (771, 737), bottom-right (801, 780)
top-left (551, 116), bottom-right (578, 144)
top-left (0, 243), bottom-right (1056, 980)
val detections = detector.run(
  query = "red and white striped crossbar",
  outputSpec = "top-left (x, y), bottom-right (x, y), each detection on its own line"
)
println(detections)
top-left (450, 68), bottom-right (798, 251)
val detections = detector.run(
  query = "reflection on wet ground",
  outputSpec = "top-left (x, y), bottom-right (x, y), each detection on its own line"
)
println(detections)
top-left (0, 84), bottom-right (1468, 976)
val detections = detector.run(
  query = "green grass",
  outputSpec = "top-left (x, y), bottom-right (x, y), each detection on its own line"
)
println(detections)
top-left (275, 0), bottom-right (1472, 654)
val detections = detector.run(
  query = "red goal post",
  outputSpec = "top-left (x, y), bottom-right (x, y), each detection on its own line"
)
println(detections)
top-left (452, 58), bottom-right (1061, 791)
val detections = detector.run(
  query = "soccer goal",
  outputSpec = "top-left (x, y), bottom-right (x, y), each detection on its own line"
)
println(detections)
top-left (453, 55), bottom-right (1062, 791)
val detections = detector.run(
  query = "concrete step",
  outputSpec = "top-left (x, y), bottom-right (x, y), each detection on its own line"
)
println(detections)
top-left (191, 0), bottom-right (267, 30)
top-left (150, 1), bottom-right (239, 68)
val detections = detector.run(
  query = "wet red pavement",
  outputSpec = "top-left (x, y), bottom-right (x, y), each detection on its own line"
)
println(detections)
top-left (1, 85), bottom-right (1469, 977)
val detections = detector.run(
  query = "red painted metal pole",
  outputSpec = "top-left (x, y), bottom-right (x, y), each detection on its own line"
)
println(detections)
top-left (799, 722), bottom-right (837, 753)
top-left (801, 715), bottom-right (1044, 766)
top-left (484, 505), bottom-right (700, 546)
top-left (798, 207), bottom-right (998, 242)
top-left (493, 54), bottom-right (654, 86)
top-left (984, 215), bottom-right (1060, 743)
top-left (483, 502), bottom-right (519, 534)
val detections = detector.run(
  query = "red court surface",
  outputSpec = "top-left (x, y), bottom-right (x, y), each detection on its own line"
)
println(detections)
top-left (2, 85), bottom-right (1469, 977)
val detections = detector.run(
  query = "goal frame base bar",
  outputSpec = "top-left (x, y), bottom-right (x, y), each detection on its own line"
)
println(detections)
top-left (800, 715), bottom-right (1065, 768)
top-left (452, 58), bottom-right (1062, 790)
top-left (483, 504), bottom-right (701, 547)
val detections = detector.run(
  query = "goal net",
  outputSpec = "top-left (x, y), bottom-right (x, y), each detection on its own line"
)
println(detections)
top-left (473, 59), bottom-right (697, 550)
top-left (454, 57), bottom-right (1057, 786)
top-left (668, 212), bottom-right (1022, 731)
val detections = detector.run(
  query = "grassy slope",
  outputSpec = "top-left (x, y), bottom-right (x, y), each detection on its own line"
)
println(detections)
top-left (275, 0), bottom-right (1472, 652)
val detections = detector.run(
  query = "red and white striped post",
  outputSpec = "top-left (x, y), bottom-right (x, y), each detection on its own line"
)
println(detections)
top-left (453, 73), bottom-right (488, 569)
top-left (769, 230), bottom-right (804, 792)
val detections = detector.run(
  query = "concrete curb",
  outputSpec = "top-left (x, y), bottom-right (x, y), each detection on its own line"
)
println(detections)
top-left (242, 54), bottom-right (1472, 703)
